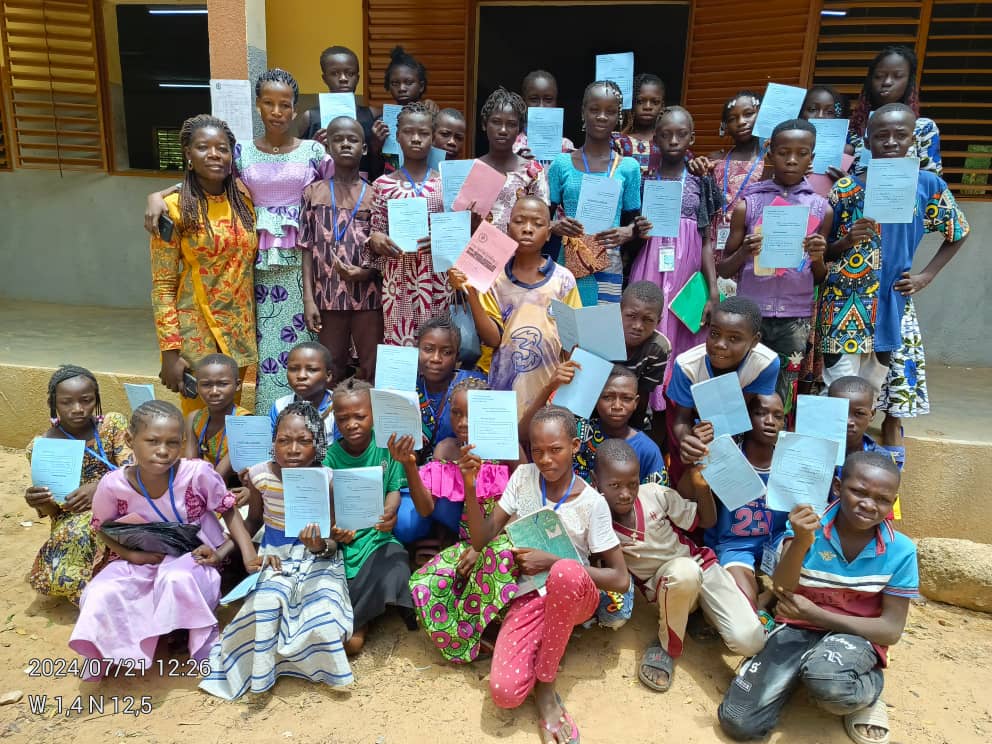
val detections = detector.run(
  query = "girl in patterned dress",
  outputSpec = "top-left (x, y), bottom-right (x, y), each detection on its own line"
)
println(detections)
top-left (478, 87), bottom-right (550, 234)
top-left (367, 102), bottom-right (452, 346)
top-left (24, 366), bottom-right (131, 605)
top-left (185, 354), bottom-right (250, 487)
top-left (404, 377), bottom-right (518, 664)
top-left (200, 401), bottom-right (353, 699)
top-left (69, 402), bottom-right (257, 678)
top-left (613, 73), bottom-right (666, 179)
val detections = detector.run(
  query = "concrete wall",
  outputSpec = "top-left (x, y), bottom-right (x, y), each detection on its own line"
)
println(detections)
top-left (0, 170), bottom-right (176, 308)
top-left (911, 201), bottom-right (992, 366)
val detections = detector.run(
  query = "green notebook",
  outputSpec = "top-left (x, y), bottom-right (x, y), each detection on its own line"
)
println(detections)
top-left (506, 508), bottom-right (581, 595)
top-left (670, 271), bottom-right (710, 333)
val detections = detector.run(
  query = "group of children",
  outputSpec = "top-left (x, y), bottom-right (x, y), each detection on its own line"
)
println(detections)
top-left (22, 41), bottom-right (969, 744)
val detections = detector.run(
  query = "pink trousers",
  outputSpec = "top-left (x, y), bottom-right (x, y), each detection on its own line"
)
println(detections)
top-left (489, 559), bottom-right (598, 709)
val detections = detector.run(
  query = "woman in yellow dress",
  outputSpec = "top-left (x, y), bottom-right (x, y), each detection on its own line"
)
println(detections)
top-left (150, 114), bottom-right (258, 413)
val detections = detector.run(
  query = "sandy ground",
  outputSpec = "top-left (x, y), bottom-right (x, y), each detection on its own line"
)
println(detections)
top-left (1, 448), bottom-right (991, 744)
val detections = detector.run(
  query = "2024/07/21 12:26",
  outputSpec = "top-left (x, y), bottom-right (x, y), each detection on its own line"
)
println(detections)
top-left (26, 656), bottom-right (212, 678)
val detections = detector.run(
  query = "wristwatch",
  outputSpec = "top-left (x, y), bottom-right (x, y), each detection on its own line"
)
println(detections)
top-left (316, 538), bottom-right (337, 559)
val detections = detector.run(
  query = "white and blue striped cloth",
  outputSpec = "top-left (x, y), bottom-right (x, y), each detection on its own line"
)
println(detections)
top-left (199, 543), bottom-right (354, 700)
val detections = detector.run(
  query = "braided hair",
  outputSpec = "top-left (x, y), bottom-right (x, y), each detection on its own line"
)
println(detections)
top-left (333, 375), bottom-right (372, 403)
top-left (803, 85), bottom-right (848, 120)
top-left (719, 90), bottom-right (761, 138)
top-left (47, 365), bottom-right (102, 421)
top-left (850, 45), bottom-right (920, 139)
top-left (274, 400), bottom-right (328, 464)
top-left (582, 80), bottom-right (624, 131)
top-left (531, 405), bottom-right (578, 440)
top-left (418, 314), bottom-right (461, 350)
top-left (129, 400), bottom-right (184, 434)
top-left (397, 101), bottom-right (435, 128)
top-left (255, 68), bottom-right (299, 105)
top-left (384, 46), bottom-right (427, 95)
top-left (480, 86), bottom-right (527, 132)
top-left (452, 376), bottom-right (490, 395)
top-left (622, 73), bottom-right (666, 134)
top-left (178, 115), bottom-right (255, 238)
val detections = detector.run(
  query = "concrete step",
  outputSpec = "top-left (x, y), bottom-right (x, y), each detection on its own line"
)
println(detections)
top-left (2, 299), bottom-right (987, 544)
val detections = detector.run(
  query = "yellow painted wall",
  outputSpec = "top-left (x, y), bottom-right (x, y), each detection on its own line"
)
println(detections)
top-left (265, 0), bottom-right (364, 95)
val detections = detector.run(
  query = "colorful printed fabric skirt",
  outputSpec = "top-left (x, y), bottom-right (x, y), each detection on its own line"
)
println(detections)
top-left (409, 535), bottom-right (519, 663)
top-left (29, 509), bottom-right (106, 606)
top-left (254, 264), bottom-right (315, 415)
top-left (879, 298), bottom-right (929, 417)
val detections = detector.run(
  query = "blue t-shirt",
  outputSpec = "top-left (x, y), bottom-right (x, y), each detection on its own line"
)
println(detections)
top-left (547, 152), bottom-right (642, 226)
top-left (666, 353), bottom-right (780, 410)
top-left (875, 170), bottom-right (968, 352)
top-left (705, 465), bottom-right (787, 552)
top-left (269, 391), bottom-right (337, 439)
top-left (574, 420), bottom-right (669, 485)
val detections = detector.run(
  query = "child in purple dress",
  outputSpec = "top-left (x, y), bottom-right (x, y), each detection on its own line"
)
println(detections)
top-left (69, 401), bottom-right (256, 678)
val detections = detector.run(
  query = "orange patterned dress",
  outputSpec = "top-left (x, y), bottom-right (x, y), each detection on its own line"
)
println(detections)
top-left (150, 190), bottom-right (259, 370)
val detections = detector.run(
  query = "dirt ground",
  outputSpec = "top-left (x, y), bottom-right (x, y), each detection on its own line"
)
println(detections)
top-left (1, 448), bottom-right (991, 744)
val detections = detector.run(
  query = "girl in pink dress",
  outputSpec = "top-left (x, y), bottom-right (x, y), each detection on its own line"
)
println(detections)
top-left (69, 401), bottom-right (257, 679)
top-left (630, 107), bottom-right (723, 405)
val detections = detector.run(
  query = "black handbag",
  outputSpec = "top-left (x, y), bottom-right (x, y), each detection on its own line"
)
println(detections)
top-left (100, 521), bottom-right (202, 556)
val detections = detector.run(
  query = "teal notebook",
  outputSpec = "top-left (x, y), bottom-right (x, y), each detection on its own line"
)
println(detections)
top-left (505, 508), bottom-right (581, 594)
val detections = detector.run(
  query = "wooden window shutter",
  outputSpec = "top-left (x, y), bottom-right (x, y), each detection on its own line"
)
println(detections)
top-left (0, 0), bottom-right (107, 170)
top-left (682, 0), bottom-right (820, 157)
top-left (365, 0), bottom-right (469, 114)
top-left (922, 1), bottom-right (992, 198)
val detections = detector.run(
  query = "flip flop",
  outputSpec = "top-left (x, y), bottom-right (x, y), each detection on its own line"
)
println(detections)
top-left (538, 693), bottom-right (579, 744)
top-left (843, 698), bottom-right (890, 744)
top-left (638, 640), bottom-right (674, 692)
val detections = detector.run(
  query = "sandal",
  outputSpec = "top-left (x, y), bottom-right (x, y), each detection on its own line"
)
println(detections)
top-left (538, 693), bottom-right (579, 743)
top-left (638, 640), bottom-right (675, 692)
top-left (843, 698), bottom-right (890, 744)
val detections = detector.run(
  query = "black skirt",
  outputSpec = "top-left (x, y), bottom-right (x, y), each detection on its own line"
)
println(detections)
top-left (347, 541), bottom-right (413, 629)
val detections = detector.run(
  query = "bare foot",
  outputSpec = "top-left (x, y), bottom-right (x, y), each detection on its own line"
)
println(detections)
top-left (344, 625), bottom-right (367, 656)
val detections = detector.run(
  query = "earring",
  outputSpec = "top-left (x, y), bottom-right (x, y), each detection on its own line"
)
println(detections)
top-left (719, 122), bottom-right (726, 137)
top-left (581, 118), bottom-right (586, 132)
top-left (95, 414), bottom-right (104, 425)
top-left (50, 416), bottom-right (59, 426)
top-left (187, 159), bottom-right (192, 170)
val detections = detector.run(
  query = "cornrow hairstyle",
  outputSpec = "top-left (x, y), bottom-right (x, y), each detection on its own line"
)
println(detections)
top-left (594, 437), bottom-right (638, 471)
top-left (178, 114), bottom-right (255, 239)
top-left (47, 365), bottom-right (102, 420)
top-left (867, 102), bottom-right (916, 136)
top-left (196, 353), bottom-right (238, 376)
top-left (274, 400), bottom-right (328, 464)
top-left (842, 450), bottom-right (901, 483)
top-left (480, 86), bottom-right (527, 132)
top-left (333, 376), bottom-right (372, 403)
top-left (418, 314), bottom-right (461, 350)
top-left (714, 296), bottom-right (762, 334)
top-left (607, 364), bottom-right (638, 383)
top-left (289, 340), bottom-right (333, 370)
top-left (804, 84), bottom-right (848, 119)
top-left (770, 117), bottom-right (816, 147)
top-left (623, 73), bottom-right (666, 134)
top-left (319, 45), bottom-right (359, 71)
top-left (384, 45), bottom-right (427, 94)
top-left (657, 105), bottom-right (694, 132)
top-left (827, 375), bottom-right (878, 400)
top-left (719, 90), bottom-right (761, 137)
top-left (582, 79), bottom-right (624, 132)
top-left (255, 68), bottom-right (299, 105)
top-left (452, 376), bottom-right (490, 395)
top-left (522, 69), bottom-right (556, 95)
top-left (850, 45), bottom-right (920, 138)
top-left (435, 107), bottom-right (465, 126)
top-left (531, 405), bottom-right (578, 440)
top-left (622, 280), bottom-right (665, 314)
top-left (397, 101), bottom-right (435, 128)
top-left (129, 400), bottom-right (184, 434)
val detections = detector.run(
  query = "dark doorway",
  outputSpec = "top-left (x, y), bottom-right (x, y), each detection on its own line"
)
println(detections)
top-left (474, 2), bottom-right (690, 156)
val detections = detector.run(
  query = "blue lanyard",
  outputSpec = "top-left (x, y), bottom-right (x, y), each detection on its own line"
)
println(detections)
top-left (655, 165), bottom-right (688, 186)
top-left (134, 465), bottom-right (182, 524)
top-left (197, 405), bottom-right (234, 465)
top-left (580, 147), bottom-right (616, 177)
top-left (400, 167), bottom-right (427, 197)
top-left (330, 179), bottom-right (368, 243)
top-left (722, 145), bottom-right (767, 212)
top-left (58, 424), bottom-right (116, 471)
top-left (541, 472), bottom-right (578, 512)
